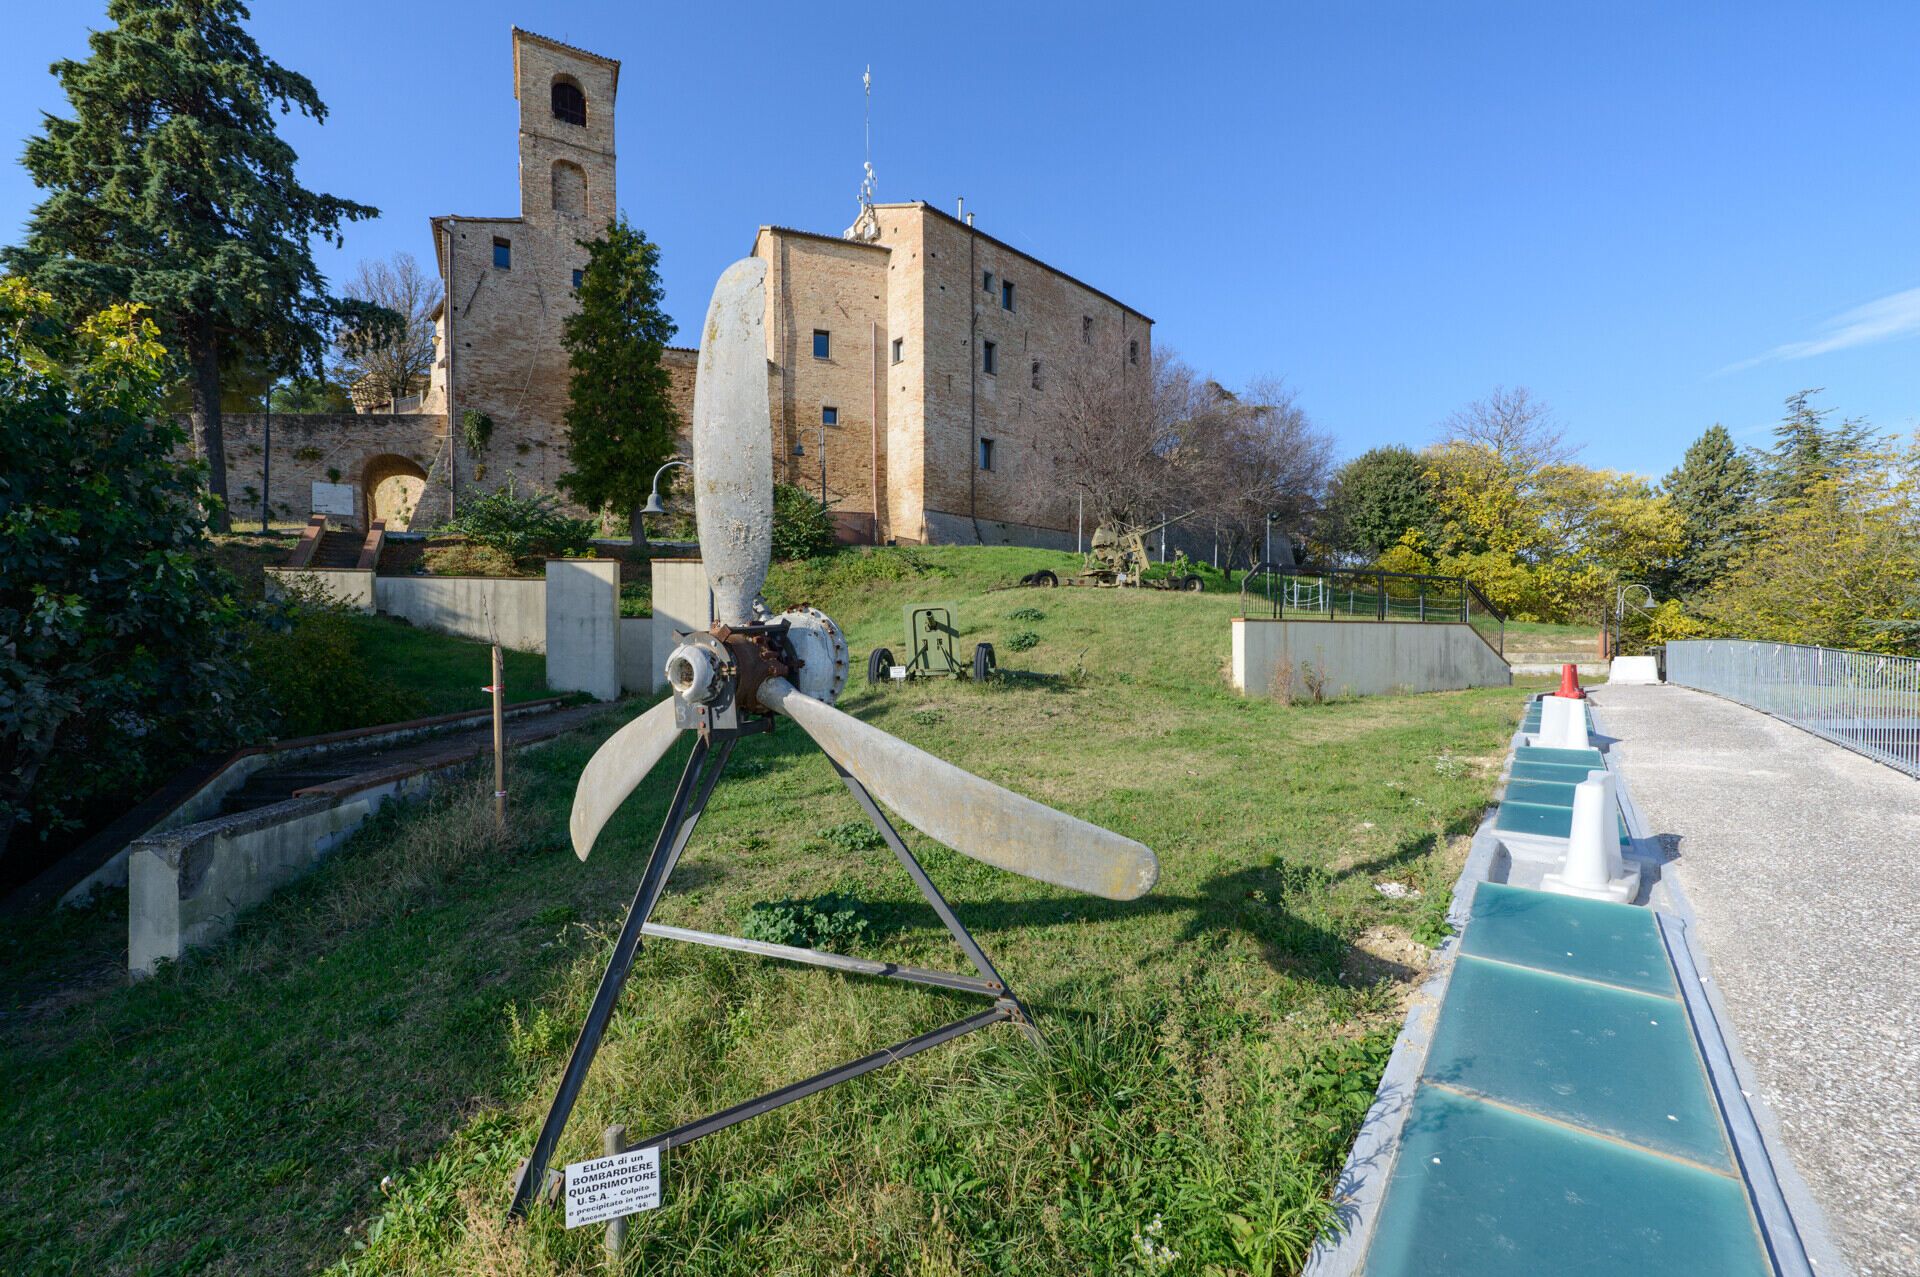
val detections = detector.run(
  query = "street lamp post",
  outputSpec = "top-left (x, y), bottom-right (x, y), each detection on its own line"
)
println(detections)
top-left (638, 459), bottom-right (691, 535)
top-left (260, 378), bottom-right (278, 535)
top-left (1264, 511), bottom-right (1281, 569)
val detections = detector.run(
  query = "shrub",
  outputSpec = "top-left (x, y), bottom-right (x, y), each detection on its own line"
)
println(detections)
top-left (246, 599), bottom-right (426, 738)
top-left (1008, 606), bottom-right (1046, 622)
top-left (435, 477), bottom-right (595, 563)
top-left (1004, 628), bottom-right (1040, 652)
top-left (741, 893), bottom-right (876, 951)
top-left (771, 481), bottom-right (836, 561)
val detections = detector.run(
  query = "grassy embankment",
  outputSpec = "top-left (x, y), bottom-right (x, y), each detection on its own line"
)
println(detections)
top-left (0, 546), bottom-right (1536, 1276)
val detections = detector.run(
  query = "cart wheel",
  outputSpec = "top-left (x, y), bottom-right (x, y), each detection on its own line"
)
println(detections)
top-left (972, 643), bottom-right (997, 682)
top-left (867, 647), bottom-right (895, 686)
top-left (1183, 575), bottom-right (1205, 593)
top-left (1032, 569), bottom-right (1058, 589)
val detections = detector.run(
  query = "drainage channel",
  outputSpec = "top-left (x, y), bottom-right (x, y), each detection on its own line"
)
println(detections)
top-left (1305, 689), bottom-right (1824, 1277)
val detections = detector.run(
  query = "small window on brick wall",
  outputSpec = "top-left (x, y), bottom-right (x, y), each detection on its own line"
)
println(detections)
top-left (978, 438), bottom-right (995, 471)
top-left (1082, 315), bottom-right (1093, 344)
top-left (982, 270), bottom-right (994, 293)
top-left (1128, 339), bottom-right (1139, 366)
top-left (1001, 280), bottom-right (1015, 311)
top-left (890, 336), bottom-right (904, 364)
top-left (571, 269), bottom-right (584, 289)
top-left (822, 406), bottom-right (838, 426)
top-left (982, 340), bottom-right (997, 375)
top-left (1031, 359), bottom-right (1042, 390)
top-left (813, 329), bottom-right (831, 359)
top-left (493, 237), bottom-right (511, 269)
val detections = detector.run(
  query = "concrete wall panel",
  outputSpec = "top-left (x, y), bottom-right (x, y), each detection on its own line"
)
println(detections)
top-left (545, 560), bottom-right (620, 702)
top-left (1232, 620), bottom-right (1510, 699)
top-left (372, 575), bottom-right (547, 651)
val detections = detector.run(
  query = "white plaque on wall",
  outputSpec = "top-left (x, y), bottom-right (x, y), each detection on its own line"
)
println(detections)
top-left (311, 481), bottom-right (355, 517)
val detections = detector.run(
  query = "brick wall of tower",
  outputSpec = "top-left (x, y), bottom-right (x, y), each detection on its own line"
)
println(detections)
top-left (755, 229), bottom-right (890, 541)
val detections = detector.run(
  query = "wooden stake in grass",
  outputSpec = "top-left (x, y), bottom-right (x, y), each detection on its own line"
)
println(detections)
top-left (490, 645), bottom-right (506, 827)
top-left (603, 1124), bottom-right (628, 1256)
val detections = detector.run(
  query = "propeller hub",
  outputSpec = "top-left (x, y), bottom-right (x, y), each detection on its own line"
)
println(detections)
top-left (665, 642), bottom-right (721, 704)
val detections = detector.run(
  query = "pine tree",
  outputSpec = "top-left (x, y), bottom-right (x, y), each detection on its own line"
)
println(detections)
top-left (1660, 424), bottom-right (1757, 596)
top-left (1764, 388), bottom-right (1874, 503)
top-left (558, 217), bottom-right (680, 546)
top-left (3, 0), bottom-right (381, 531)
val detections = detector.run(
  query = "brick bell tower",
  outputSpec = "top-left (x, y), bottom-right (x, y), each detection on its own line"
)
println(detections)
top-left (511, 28), bottom-right (618, 229)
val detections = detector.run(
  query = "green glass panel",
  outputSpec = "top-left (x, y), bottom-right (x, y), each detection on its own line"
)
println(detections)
top-left (1461, 883), bottom-right (1671, 995)
top-left (1495, 800), bottom-right (1572, 838)
top-left (1365, 1088), bottom-right (1769, 1277)
top-left (1510, 760), bottom-right (1595, 783)
top-left (1504, 778), bottom-right (1579, 807)
top-left (1424, 957), bottom-right (1729, 1167)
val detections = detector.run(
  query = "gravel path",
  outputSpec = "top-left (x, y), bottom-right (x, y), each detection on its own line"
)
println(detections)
top-left (1592, 683), bottom-right (1920, 1277)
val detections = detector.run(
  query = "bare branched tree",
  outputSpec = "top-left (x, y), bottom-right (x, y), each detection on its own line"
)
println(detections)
top-left (1440, 385), bottom-right (1579, 471)
top-left (1186, 376), bottom-right (1334, 568)
top-left (1014, 345), bottom-right (1206, 534)
top-left (334, 252), bottom-right (441, 409)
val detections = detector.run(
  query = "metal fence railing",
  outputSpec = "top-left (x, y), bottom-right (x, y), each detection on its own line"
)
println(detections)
top-left (1238, 566), bottom-right (1505, 656)
top-left (1664, 639), bottom-right (1920, 779)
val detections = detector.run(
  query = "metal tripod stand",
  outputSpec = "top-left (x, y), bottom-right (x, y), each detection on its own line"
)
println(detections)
top-left (507, 716), bottom-right (1039, 1219)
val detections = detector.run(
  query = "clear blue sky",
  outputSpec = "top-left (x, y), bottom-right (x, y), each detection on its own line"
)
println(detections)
top-left (5, 1), bottom-right (1917, 477)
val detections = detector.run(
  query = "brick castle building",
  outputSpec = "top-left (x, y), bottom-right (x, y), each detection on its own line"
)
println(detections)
top-left (224, 29), bottom-right (1151, 548)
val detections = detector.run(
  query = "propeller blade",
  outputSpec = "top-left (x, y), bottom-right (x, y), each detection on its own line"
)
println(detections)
top-left (570, 697), bottom-right (685, 860)
top-left (757, 678), bottom-right (1158, 901)
top-left (691, 257), bottom-right (773, 627)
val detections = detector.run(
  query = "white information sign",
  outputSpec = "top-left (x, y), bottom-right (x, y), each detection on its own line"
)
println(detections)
top-left (311, 481), bottom-right (356, 517)
top-left (890, 665), bottom-right (908, 680)
top-left (563, 1145), bottom-right (662, 1228)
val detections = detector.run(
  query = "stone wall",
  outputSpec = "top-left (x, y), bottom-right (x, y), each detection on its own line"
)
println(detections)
top-left (212, 413), bottom-right (446, 528)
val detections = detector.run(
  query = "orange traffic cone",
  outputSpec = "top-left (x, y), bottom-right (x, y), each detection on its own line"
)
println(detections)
top-left (1556, 662), bottom-right (1586, 699)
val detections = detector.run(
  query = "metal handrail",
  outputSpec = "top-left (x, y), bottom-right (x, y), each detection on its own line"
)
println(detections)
top-left (1664, 639), bottom-right (1920, 779)
top-left (1238, 564), bottom-right (1505, 655)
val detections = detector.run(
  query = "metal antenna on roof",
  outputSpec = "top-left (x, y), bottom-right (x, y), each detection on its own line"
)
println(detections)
top-left (845, 66), bottom-right (881, 242)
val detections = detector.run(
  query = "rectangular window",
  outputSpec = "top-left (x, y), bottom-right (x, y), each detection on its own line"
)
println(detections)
top-left (822, 406), bottom-right (838, 426)
top-left (812, 329), bottom-right (831, 359)
top-left (1001, 280), bottom-right (1015, 311)
top-left (981, 340), bottom-right (997, 375)
top-left (1030, 359), bottom-right (1042, 390)
top-left (1082, 315), bottom-right (1093, 344)
top-left (571, 268), bottom-right (583, 289)
top-left (890, 336), bottom-right (904, 364)
top-left (493, 237), bottom-right (511, 269)
top-left (1128, 339), bottom-right (1139, 366)
top-left (978, 438), bottom-right (995, 471)
top-left (982, 270), bottom-right (995, 293)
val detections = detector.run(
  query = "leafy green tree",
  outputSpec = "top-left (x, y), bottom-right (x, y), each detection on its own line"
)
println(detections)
top-left (0, 279), bottom-right (262, 869)
top-left (558, 216), bottom-right (680, 546)
top-left (1325, 446), bottom-right (1438, 560)
top-left (3, 0), bottom-right (383, 531)
top-left (1659, 425), bottom-right (1758, 597)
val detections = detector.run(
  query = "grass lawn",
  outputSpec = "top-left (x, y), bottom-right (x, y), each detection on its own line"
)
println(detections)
top-left (345, 614), bottom-right (548, 720)
top-left (0, 546), bottom-right (1534, 1276)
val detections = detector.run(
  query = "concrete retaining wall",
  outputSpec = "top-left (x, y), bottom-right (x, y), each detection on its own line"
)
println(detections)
top-left (128, 772), bottom-right (434, 977)
top-left (545, 560), bottom-right (620, 702)
top-left (373, 574), bottom-right (548, 652)
top-left (619, 618), bottom-right (656, 695)
top-left (651, 558), bottom-right (714, 679)
top-left (1232, 619), bottom-right (1510, 699)
top-left (265, 566), bottom-right (376, 611)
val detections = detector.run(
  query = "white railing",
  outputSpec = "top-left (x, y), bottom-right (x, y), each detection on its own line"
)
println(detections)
top-left (1664, 639), bottom-right (1920, 779)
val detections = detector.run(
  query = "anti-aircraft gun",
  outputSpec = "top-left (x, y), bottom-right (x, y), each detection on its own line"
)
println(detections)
top-left (1019, 513), bottom-right (1206, 592)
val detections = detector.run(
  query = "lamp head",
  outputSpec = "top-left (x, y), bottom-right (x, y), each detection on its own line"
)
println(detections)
top-left (641, 492), bottom-right (667, 517)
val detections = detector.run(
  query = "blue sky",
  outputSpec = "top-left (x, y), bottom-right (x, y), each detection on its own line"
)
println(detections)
top-left (4, 1), bottom-right (1917, 477)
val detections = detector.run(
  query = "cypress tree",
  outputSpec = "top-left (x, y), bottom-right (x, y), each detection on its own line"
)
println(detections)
top-left (558, 216), bottom-right (680, 547)
top-left (1661, 424), bottom-right (1757, 596)
top-left (3, 0), bottom-right (382, 530)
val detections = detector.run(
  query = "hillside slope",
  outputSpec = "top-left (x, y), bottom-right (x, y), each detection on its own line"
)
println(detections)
top-left (1, 546), bottom-right (1534, 1277)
